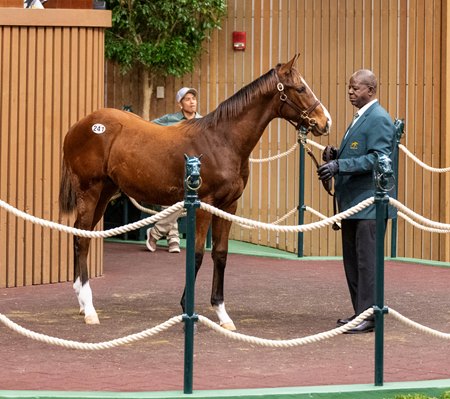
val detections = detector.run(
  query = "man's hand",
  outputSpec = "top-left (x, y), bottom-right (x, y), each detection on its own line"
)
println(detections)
top-left (322, 145), bottom-right (338, 162)
top-left (317, 160), bottom-right (339, 181)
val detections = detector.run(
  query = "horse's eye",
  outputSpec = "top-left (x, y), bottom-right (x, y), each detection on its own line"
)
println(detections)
top-left (296, 86), bottom-right (306, 93)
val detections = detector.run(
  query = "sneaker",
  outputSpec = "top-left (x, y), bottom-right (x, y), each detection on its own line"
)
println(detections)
top-left (168, 242), bottom-right (180, 253)
top-left (146, 230), bottom-right (157, 252)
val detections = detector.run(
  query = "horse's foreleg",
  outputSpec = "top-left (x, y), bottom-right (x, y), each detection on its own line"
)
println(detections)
top-left (211, 248), bottom-right (235, 330)
top-left (180, 251), bottom-right (204, 312)
top-left (210, 204), bottom-right (237, 331)
top-left (180, 209), bottom-right (211, 312)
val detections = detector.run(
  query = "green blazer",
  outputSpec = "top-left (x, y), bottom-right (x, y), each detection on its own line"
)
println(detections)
top-left (335, 101), bottom-right (396, 219)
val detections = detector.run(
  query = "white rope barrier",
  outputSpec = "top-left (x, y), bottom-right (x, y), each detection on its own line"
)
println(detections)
top-left (303, 139), bottom-right (450, 173)
top-left (198, 309), bottom-right (374, 347)
top-left (1, 307), bottom-right (448, 350)
top-left (0, 196), bottom-right (371, 236)
top-left (0, 313), bottom-right (182, 350)
top-left (389, 198), bottom-right (450, 230)
top-left (199, 198), bottom-right (373, 232)
top-left (128, 197), bottom-right (159, 215)
top-left (246, 137), bottom-right (450, 176)
top-left (304, 202), bottom-right (450, 234)
top-left (237, 207), bottom-right (298, 230)
top-left (304, 205), bottom-right (342, 229)
top-left (270, 207), bottom-right (298, 224)
top-left (388, 309), bottom-right (450, 340)
top-left (0, 199), bottom-right (184, 238)
top-left (397, 211), bottom-right (450, 233)
top-left (4, 195), bottom-right (450, 236)
top-left (5, 193), bottom-right (450, 239)
top-left (399, 144), bottom-right (450, 173)
top-left (249, 142), bottom-right (299, 163)
top-left (128, 196), bottom-right (187, 218)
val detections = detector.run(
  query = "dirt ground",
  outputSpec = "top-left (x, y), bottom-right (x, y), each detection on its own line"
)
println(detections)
top-left (0, 241), bottom-right (449, 392)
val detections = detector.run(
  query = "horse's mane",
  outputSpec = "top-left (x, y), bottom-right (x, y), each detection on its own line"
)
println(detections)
top-left (192, 67), bottom-right (278, 130)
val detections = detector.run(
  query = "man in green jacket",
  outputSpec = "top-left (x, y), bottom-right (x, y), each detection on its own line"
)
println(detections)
top-left (318, 69), bottom-right (395, 334)
top-left (146, 87), bottom-right (202, 253)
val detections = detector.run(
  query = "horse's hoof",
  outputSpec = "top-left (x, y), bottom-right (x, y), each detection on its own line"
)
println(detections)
top-left (79, 309), bottom-right (85, 315)
top-left (84, 314), bottom-right (100, 325)
top-left (220, 322), bottom-right (236, 331)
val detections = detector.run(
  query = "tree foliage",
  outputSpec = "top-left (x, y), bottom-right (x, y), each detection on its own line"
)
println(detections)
top-left (105, 0), bottom-right (227, 77)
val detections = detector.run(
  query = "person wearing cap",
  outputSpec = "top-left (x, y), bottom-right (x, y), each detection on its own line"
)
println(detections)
top-left (152, 87), bottom-right (201, 125)
top-left (146, 87), bottom-right (202, 253)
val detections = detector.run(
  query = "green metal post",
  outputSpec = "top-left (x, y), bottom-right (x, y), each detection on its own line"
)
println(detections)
top-left (390, 119), bottom-right (405, 258)
top-left (298, 130), bottom-right (306, 257)
top-left (182, 155), bottom-right (201, 394)
top-left (373, 154), bottom-right (393, 386)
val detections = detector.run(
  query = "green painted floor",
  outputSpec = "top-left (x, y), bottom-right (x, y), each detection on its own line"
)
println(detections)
top-left (106, 238), bottom-right (308, 260)
top-left (108, 237), bottom-right (450, 268)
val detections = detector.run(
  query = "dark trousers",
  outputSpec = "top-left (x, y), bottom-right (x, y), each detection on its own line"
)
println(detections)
top-left (341, 219), bottom-right (380, 318)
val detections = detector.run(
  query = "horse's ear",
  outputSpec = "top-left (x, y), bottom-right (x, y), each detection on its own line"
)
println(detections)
top-left (279, 54), bottom-right (299, 75)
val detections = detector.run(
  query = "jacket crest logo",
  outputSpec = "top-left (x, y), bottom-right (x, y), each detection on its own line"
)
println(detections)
top-left (350, 141), bottom-right (359, 149)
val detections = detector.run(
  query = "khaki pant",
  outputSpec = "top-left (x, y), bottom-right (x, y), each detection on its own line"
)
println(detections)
top-left (148, 208), bottom-right (183, 244)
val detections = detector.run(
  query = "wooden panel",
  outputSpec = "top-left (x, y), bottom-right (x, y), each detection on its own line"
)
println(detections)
top-left (0, 14), bottom-right (108, 288)
top-left (45, 0), bottom-right (93, 8)
top-left (0, 0), bottom-right (22, 6)
top-left (429, 0), bottom-right (442, 261)
top-left (442, 0), bottom-right (450, 261)
top-left (105, 1), bottom-right (448, 262)
top-left (0, 27), bottom-right (10, 288)
top-left (0, 9), bottom-right (111, 27)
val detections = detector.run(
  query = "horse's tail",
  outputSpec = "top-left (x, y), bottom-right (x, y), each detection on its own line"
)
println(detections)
top-left (59, 158), bottom-right (77, 214)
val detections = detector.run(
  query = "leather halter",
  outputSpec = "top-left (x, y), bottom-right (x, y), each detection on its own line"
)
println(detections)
top-left (276, 78), bottom-right (321, 131)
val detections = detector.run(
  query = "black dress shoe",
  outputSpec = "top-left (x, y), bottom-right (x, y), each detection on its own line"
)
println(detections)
top-left (336, 315), bottom-right (356, 326)
top-left (344, 320), bottom-right (375, 334)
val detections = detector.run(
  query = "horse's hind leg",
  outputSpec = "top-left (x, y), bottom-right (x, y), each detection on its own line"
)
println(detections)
top-left (73, 181), bottom-right (118, 324)
top-left (73, 235), bottom-right (98, 324)
top-left (210, 202), bottom-right (237, 331)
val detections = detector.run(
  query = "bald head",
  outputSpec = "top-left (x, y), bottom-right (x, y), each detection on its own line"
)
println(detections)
top-left (348, 69), bottom-right (378, 109)
top-left (351, 69), bottom-right (377, 93)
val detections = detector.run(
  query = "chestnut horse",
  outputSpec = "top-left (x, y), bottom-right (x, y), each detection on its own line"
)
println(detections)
top-left (59, 55), bottom-right (332, 329)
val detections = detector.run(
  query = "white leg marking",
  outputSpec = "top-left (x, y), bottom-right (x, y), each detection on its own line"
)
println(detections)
top-left (213, 303), bottom-right (236, 331)
top-left (73, 277), bottom-right (84, 315)
top-left (79, 281), bottom-right (99, 324)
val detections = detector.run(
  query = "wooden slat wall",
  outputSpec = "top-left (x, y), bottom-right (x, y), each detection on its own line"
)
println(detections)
top-left (105, 0), bottom-right (448, 262)
top-left (0, 16), bottom-right (108, 288)
top-left (444, 0), bottom-right (450, 263)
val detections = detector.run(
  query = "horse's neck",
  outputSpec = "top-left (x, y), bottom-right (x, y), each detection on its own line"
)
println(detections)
top-left (225, 98), bottom-right (276, 158)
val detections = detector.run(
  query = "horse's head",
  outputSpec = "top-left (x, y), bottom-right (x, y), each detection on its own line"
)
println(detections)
top-left (275, 55), bottom-right (332, 136)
